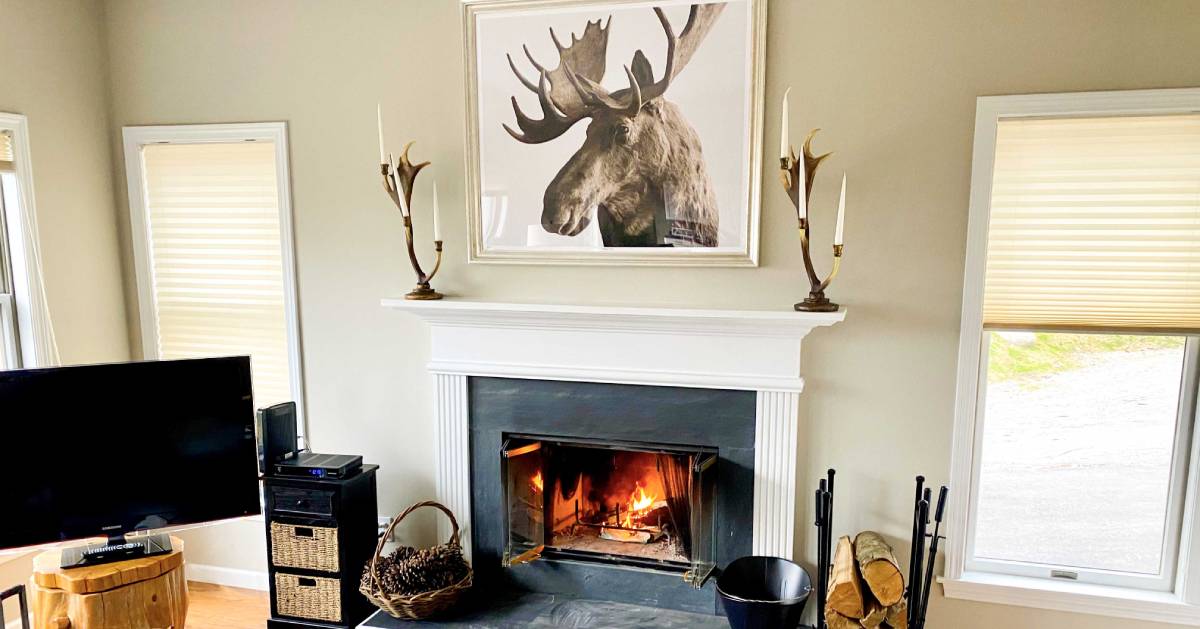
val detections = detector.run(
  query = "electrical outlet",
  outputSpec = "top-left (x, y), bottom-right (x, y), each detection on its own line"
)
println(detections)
top-left (377, 516), bottom-right (394, 542)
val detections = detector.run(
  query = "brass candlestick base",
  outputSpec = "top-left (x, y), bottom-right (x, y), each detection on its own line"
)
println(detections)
top-left (781, 130), bottom-right (843, 312)
top-left (795, 293), bottom-right (839, 312)
top-left (406, 284), bottom-right (444, 301)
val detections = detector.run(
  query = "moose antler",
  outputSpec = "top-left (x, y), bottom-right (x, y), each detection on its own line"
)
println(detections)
top-left (504, 18), bottom-right (614, 143)
top-left (504, 3), bottom-right (727, 144)
top-left (634, 4), bottom-right (726, 103)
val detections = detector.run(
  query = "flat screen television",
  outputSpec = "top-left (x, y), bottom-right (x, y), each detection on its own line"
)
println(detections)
top-left (0, 356), bottom-right (261, 563)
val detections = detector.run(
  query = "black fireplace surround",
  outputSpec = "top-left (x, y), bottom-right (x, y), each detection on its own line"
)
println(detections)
top-left (469, 377), bottom-right (757, 614)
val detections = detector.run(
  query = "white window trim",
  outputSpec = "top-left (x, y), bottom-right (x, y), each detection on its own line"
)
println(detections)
top-left (121, 122), bottom-right (308, 440)
top-left (947, 87), bottom-right (1200, 624)
top-left (0, 294), bottom-right (17, 369)
top-left (0, 112), bottom-right (56, 369)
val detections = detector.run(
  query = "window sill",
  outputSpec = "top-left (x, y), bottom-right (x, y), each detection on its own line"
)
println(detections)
top-left (942, 572), bottom-right (1200, 626)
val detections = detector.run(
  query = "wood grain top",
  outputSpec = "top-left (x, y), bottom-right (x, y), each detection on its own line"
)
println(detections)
top-left (32, 536), bottom-right (185, 594)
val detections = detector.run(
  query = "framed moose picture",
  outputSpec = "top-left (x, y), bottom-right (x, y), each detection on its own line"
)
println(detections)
top-left (462, 0), bottom-right (767, 266)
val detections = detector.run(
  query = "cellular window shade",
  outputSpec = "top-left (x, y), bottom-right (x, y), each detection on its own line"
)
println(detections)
top-left (140, 142), bottom-right (293, 407)
top-left (982, 114), bottom-right (1200, 333)
top-left (0, 131), bottom-right (13, 171)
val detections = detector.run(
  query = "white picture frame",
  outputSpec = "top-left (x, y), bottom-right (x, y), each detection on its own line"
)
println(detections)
top-left (462, 0), bottom-right (766, 266)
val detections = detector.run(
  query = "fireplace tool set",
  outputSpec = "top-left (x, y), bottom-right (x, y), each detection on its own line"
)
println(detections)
top-left (907, 476), bottom-right (949, 629)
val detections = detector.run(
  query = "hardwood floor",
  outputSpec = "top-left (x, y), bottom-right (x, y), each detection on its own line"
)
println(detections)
top-left (187, 581), bottom-right (269, 628)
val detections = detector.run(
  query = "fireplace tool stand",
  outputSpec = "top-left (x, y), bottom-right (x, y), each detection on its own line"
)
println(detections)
top-left (908, 481), bottom-right (949, 629)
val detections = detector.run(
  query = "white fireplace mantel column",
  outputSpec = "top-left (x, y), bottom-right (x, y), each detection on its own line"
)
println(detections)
top-left (383, 299), bottom-right (845, 560)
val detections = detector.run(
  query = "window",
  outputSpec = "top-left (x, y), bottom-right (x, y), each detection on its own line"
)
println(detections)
top-left (123, 123), bottom-right (305, 425)
top-left (0, 129), bottom-right (18, 369)
top-left (948, 89), bottom-right (1200, 622)
top-left (0, 113), bottom-right (58, 371)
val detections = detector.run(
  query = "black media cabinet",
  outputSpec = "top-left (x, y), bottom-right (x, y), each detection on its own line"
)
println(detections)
top-left (265, 465), bottom-right (379, 629)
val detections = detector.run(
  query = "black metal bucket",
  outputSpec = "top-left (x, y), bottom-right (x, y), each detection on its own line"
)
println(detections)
top-left (717, 556), bottom-right (812, 629)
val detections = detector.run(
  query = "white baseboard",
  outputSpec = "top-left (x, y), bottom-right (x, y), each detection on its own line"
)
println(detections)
top-left (185, 563), bottom-right (269, 591)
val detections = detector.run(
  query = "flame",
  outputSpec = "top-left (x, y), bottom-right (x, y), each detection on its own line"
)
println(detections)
top-left (630, 484), bottom-right (655, 512)
top-left (619, 482), bottom-right (658, 528)
top-left (531, 471), bottom-right (544, 493)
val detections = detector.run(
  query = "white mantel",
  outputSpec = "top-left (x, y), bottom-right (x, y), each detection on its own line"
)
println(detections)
top-left (382, 299), bottom-right (844, 391)
top-left (383, 299), bottom-right (845, 560)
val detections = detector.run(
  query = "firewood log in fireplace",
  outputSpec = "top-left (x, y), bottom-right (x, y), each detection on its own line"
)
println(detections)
top-left (826, 535), bottom-right (865, 618)
top-left (854, 531), bottom-right (905, 606)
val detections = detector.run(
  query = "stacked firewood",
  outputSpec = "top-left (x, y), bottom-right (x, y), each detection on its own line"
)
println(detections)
top-left (825, 532), bottom-right (908, 629)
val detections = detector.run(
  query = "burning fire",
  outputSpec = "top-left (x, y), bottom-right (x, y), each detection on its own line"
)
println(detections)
top-left (620, 482), bottom-right (658, 528)
top-left (531, 471), bottom-right (544, 493)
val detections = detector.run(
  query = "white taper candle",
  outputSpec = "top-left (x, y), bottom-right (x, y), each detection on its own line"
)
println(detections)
top-left (377, 103), bottom-right (386, 165)
top-left (834, 173), bottom-right (847, 245)
top-left (780, 87), bottom-right (791, 162)
top-left (433, 180), bottom-right (442, 242)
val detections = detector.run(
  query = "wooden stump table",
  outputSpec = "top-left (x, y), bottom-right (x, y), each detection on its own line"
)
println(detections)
top-left (29, 536), bottom-right (188, 629)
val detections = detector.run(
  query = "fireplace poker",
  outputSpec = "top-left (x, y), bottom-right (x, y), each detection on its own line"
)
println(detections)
top-left (816, 479), bottom-right (829, 629)
top-left (916, 486), bottom-right (949, 629)
top-left (907, 476), bottom-right (925, 619)
top-left (909, 487), bottom-right (931, 629)
top-left (816, 483), bottom-right (825, 629)
top-left (825, 468), bottom-right (835, 586)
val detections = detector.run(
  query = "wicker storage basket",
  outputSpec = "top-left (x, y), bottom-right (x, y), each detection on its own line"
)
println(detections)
top-left (271, 522), bottom-right (340, 572)
top-left (359, 500), bottom-right (473, 620)
top-left (276, 572), bottom-right (342, 622)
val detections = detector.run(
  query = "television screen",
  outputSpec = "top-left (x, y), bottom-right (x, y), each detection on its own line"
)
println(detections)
top-left (0, 356), bottom-right (261, 550)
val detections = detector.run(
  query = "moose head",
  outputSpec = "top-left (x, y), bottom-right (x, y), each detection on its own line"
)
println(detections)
top-left (504, 4), bottom-right (726, 247)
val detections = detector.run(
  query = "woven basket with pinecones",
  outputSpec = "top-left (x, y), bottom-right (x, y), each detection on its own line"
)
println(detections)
top-left (359, 501), bottom-right (472, 620)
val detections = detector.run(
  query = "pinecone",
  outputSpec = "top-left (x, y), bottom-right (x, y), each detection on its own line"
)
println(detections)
top-left (362, 543), bottom-right (469, 596)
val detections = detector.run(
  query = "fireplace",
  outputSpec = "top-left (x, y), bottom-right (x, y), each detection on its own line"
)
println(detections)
top-left (502, 434), bottom-right (717, 584)
top-left (470, 377), bottom-right (754, 614)
top-left (383, 299), bottom-right (845, 614)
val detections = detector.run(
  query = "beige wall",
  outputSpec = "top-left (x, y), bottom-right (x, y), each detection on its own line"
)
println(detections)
top-left (0, 0), bottom-right (129, 366)
top-left (0, 0), bottom-right (131, 604)
top-left (0, 0), bottom-right (129, 607)
top-left (1, 0), bottom-right (1193, 627)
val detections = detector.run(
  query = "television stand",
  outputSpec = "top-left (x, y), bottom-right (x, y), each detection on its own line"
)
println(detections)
top-left (30, 535), bottom-right (188, 629)
top-left (59, 532), bottom-right (172, 569)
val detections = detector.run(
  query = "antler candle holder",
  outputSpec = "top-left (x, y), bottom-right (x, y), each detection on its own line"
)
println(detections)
top-left (780, 129), bottom-right (844, 312)
top-left (381, 141), bottom-right (443, 300)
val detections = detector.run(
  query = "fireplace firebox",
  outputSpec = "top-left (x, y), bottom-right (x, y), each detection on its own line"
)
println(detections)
top-left (501, 435), bottom-right (718, 586)
top-left (470, 377), bottom-right (756, 614)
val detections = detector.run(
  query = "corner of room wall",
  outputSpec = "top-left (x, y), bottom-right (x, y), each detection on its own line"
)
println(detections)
top-left (98, 0), bottom-right (145, 361)
top-left (0, 0), bottom-right (132, 366)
